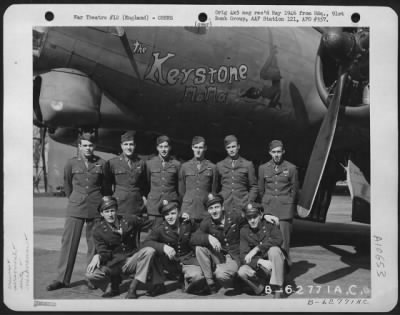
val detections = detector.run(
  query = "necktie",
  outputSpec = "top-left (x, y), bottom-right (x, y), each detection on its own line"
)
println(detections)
top-left (197, 161), bottom-right (201, 171)
top-left (127, 159), bottom-right (132, 169)
top-left (232, 160), bottom-right (236, 168)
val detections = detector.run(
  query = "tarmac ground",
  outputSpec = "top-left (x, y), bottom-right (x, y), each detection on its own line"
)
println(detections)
top-left (33, 194), bottom-right (370, 300)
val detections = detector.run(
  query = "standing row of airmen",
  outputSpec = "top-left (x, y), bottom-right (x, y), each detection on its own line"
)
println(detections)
top-left (46, 131), bottom-right (298, 299)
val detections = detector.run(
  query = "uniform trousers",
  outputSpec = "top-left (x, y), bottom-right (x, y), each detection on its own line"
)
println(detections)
top-left (195, 247), bottom-right (238, 288)
top-left (279, 219), bottom-right (292, 258)
top-left (85, 247), bottom-right (161, 287)
top-left (238, 247), bottom-right (285, 294)
top-left (157, 255), bottom-right (204, 290)
top-left (56, 216), bottom-right (96, 284)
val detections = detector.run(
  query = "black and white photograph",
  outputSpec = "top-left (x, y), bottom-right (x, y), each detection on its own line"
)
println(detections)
top-left (3, 4), bottom-right (398, 312)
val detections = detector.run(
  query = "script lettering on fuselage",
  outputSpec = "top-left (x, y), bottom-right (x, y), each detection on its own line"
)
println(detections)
top-left (144, 52), bottom-right (248, 103)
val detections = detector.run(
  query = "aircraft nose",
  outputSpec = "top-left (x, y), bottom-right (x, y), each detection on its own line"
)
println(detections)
top-left (321, 30), bottom-right (355, 63)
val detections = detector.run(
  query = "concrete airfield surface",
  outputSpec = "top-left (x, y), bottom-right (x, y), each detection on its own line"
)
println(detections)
top-left (33, 194), bottom-right (370, 300)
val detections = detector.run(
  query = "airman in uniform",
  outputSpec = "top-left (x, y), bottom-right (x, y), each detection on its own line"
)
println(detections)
top-left (85, 197), bottom-right (161, 298)
top-left (191, 194), bottom-right (242, 294)
top-left (258, 140), bottom-right (298, 259)
top-left (47, 131), bottom-right (110, 291)
top-left (106, 131), bottom-right (147, 216)
top-left (216, 135), bottom-right (258, 216)
top-left (146, 135), bottom-right (181, 228)
top-left (144, 200), bottom-right (205, 295)
top-left (238, 203), bottom-right (286, 298)
top-left (179, 136), bottom-right (217, 223)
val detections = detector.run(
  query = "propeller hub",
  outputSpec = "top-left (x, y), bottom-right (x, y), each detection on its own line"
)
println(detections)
top-left (321, 31), bottom-right (355, 63)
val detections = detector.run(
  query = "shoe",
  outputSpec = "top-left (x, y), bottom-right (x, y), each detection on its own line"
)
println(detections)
top-left (147, 284), bottom-right (166, 297)
top-left (125, 279), bottom-right (139, 299)
top-left (102, 282), bottom-right (120, 298)
top-left (273, 289), bottom-right (284, 299)
top-left (185, 279), bottom-right (204, 295)
top-left (46, 281), bottom-right (66, 291)
top-left (206, 283), bottom-right (218, 295)
top-left (125, 287), bottom-right (138, 299)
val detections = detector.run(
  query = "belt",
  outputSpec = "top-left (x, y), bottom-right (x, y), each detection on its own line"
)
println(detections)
top-left (115, 186), bottom-right (140, 192)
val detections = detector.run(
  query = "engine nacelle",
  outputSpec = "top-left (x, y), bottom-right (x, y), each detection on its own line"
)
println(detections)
top-left (34, 68), bottom-right (101, 127)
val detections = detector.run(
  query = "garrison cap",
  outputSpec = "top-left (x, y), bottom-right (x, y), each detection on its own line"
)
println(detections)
top-left (192, 136), bottom-right (206, 146)
top-left (121, 130), bottom-right (136, 143)
top-left (159, 199), bottom-right (180, 215)
top-left (243, 202), bottom-right (263, 217)
top-left (157, 135), bottom-right (171, 145)
top-left (269, 140), bottom-right (284, 151)
top-left (205, 193), bottom-right (224, 209)
top-left (224, 135), bottom-right (238, 147)
top-left (78, 131), bottom-right (97, 143)
top-left (99, 196), bottom-right (118, 212)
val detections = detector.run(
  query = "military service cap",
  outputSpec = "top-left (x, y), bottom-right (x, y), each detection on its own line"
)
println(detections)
top-left (99, 196), bottom-right (118, 212)
top-left (224, 135), bottom-right (238, 147)
top-left (269, 140), bottom-right (284, 151)
top-left (205, 193), bottom-right (224, 209)
top-left (243, 202), bottom-right (263, 217)
top-left (159, 199), bottom-right (180, 215)
top-left (157, 135), bottom-right (171, 145)
top-left (192, 136), bottom-right (206, 146)
top-left (121, 130), bottom-right (136, 143)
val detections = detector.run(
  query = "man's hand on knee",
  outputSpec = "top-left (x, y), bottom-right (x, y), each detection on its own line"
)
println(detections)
top-left (87, 254), bottom-right (100, 273)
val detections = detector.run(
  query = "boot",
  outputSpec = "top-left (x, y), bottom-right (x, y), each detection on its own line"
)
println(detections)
top-left (125, 279), bottom-right (139, 299)
top-left (46, 281), bottom-right (67, 291)
top-left (147, 283), bottom-right (166, 297)
top-left (102, 276), bottom-right (120, 298)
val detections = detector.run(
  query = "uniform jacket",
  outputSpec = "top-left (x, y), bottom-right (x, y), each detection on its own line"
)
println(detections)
top-left (179, 158), bottom-right (217, 221)
top-left (191, 213), bottom-right (244, 265)
top-left (93, 215), bottom-right (151, 268)
top-left (144, 220), bottom-right (199, 266)
top-left (240, 219), bottom-right (283, 270)
top-left (146, 156), bottom-right (181, 216)
top-left (106, 154), bottom-right (147, 216)
top-left (64, 155), bottom-right (110, 219)
top-left (216, 156), bottom-right (258, 215)
top-left (258, 160), bottom-right (299, 220)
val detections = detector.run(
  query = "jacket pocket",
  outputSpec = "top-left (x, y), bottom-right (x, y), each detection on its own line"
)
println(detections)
top-left (72, 167), bottom-right (84, 174)
top-left (69, 191), bottom-right (86, 205)
top-left (115, 168), bottom-right (127, 175)
top-left (262, 195), bottom-right (273, 204)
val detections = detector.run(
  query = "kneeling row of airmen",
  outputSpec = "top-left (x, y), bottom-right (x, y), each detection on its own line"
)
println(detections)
top-left (86, 194), bottom-right (288, 299)
top-left (46, 131), bottom-right (297, 299)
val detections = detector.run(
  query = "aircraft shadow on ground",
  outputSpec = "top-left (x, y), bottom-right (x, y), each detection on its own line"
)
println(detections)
top-left (291, 221), bottom-right (370, 249)
top-left (287, 260), bottom-right (316, 282)
top-left (312, 244), bottom-right (370, 284)
top-left (290, 220), bottom-right (370, 285)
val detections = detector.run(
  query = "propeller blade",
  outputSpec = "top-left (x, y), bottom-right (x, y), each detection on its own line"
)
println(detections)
top-left (297, 69), bottom-right (346, 218)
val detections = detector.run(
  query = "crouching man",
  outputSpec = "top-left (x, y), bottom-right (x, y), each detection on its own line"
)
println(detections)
top-left (144, 199), bottom-right (205, 294)
top-left (86, 196), bottom-right (162, 298)
top-left (191, 194), bottom-right (242, 294)
top-left (238, 203), bottom-right (286, 298)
